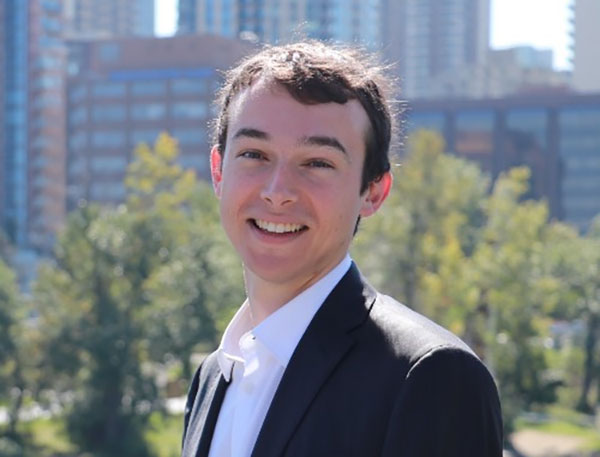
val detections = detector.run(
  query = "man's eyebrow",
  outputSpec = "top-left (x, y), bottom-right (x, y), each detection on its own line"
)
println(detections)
top-left (300, 135), bottom-right (347, 155)
top-left (232, 128), bottom-right (269, 140)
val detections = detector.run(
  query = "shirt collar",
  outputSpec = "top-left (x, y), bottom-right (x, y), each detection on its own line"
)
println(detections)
top-left (216, 255), bottom-right (352, 381)
top-left (216, 300), bottom-right (252, 381)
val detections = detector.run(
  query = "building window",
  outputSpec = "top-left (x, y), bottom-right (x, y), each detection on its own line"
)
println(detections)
top-left (559, 107), bottom-right (600, 231)
top-left (170, 128), bottom-right (206, 145)
top-left (90, 156), bottom-right (127, 173)
top-left (131, 128), bottom-right (162, 145)
top-left (31, 136), bottom-right (53, 149)
top-left (91, 131), bottom-right (126, 148)
top-left (32, 93), bottom-right (62, 108)
top-left (99, 43), bottom-right (120, 62)
top-left (92, 82), bottom-right (126, 98)
top-left (90, 182), bottom-right (126, 200)
top-left (69, 107), bottom-right (88, 125)
top-left (171, 78), bottom-right (207, 95)
top-left (41, 0), bottom-right (61, 12)
top-left (68, 156), bottom-right (86, 176)
top-left (407, 112), bottom-right (446, 133)
top-left (131, 103), bottom-right (166, 121)
top-left (131, 81), bottom-right (167, 96)
top-left (179, 154), bottom-right (208, 171)
top-left (69, 132), bottom-right (87, 149)
top-left (455, 110), bottom-right (494, 171)
top-left (171, 102), bottom-right (207, 119)
top-left (92, 105), bottom-right (127, 122)
top-left (41, 16), bottom-right (61, 33)
top-left (34, 55), bottom-right (61, 70)
top-left (33, 75), bottom-right (62, 90)
top-left (506, 109), bottom-right (547, 148)
top-left (69, 85), bottom-right (88, 102)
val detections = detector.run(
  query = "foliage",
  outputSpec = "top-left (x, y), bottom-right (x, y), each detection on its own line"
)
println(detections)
top-left (352, 129), bottom-right (600, 433)
top-left (2, 128), bottom-right (597, 453)
top-left (0, 258), bottom-right (29, 449)
top-left (31, 133), bottom-right (243, 455)
top-left (0, 260), bottom-right (19, 401)
top-left (12, 413), bottom-right (184, 457)
top-left (145, 412), bottom-right (184, 457)
top-left (542, 216), bottom-right (600, 413)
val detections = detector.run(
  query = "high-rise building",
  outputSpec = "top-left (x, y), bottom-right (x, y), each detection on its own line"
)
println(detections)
top-left (179, 0), bottom-right (490, 99)
top-left (484, 46), bottom-right (570, 98)
top-left (1, 0), bottom-right (68, 257)
top-left (572, 0), bottom-right (600, 93)
top-left (177, 0), bottom-right (381, 50)
top-left (66, 34), bottom-right (252, 210)
top-left (63, 0), bottom-right (155, 39)
top-left (382, 0), bottom-right (491, 99)
top-left (408, 93), bottom-right (600, 232)
top-left (0, 1), bottom-right (5, 227)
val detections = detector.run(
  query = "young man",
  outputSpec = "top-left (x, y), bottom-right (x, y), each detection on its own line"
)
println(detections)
top-left (182, 41), bottom-right (503, 457)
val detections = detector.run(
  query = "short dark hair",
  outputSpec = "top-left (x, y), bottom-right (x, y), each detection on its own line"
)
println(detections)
top-left (213, 41), bottom-right (397, 193)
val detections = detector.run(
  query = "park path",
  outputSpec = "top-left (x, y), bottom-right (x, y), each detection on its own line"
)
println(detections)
top-left (510, 429), bottom-right (589, 457)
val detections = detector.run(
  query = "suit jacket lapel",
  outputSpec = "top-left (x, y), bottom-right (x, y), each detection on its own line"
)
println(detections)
top-left (251, 264), bottom-right (376, 457)
top-left (182, 354), bottom-right (229, 457)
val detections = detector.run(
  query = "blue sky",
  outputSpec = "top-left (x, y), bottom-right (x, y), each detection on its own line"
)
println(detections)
top-left (155, 0), bottom-right (572, 70)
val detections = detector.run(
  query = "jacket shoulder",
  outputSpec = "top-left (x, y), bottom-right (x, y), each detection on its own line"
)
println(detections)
top-left (368, 292), bottom-right (476, 362)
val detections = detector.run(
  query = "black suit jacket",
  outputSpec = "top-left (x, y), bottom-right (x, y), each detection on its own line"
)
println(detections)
top-left (182, 264), bottom-right (503, 457)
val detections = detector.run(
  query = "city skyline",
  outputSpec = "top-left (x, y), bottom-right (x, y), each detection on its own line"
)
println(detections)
top-left (155, 0), bottom-right (573, 70)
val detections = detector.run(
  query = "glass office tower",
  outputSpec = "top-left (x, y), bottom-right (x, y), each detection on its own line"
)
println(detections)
top-left (1, 0), bottom-right (67, 259)
top-left (1, 0), bottom-right (29, 247)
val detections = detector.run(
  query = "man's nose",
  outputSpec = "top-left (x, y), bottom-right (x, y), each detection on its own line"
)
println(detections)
top-left (260, 165), bottom-right (297, 207)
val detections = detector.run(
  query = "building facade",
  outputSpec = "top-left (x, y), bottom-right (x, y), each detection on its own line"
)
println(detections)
top-left (63, 0), bottom-right (155, 39)
top-left (178, 0), bottom-right (381, 50)
top-left (0, 0), bottom-right (5, 229)
top-left (382, 0), bottom-right (490, 99)
top-left (572, 0), bottom-right (600, 93)
top-left (408, 93), bottom-right (600, 232)
top-left (1, 0), bottom-right (68, 257)
top-left (66, 34), bottom-right (252, 210)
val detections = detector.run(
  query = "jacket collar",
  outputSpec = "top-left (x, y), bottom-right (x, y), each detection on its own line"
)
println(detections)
top-left (250, 262), bottom-right (376, 457)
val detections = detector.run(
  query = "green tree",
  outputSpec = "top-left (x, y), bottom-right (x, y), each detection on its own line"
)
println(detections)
top-left (35, 203), bottom-right (160, 456)
top-left (472, 168), bottom-right (561, 430)
top-left (0, 260), bottom-right (20, 437)
top-left (543, 216), bottom-right (600, 412)
top-left (353, 129), bottom-right (489, 331)
top-left (32, 133), bottom-right (243, 455)
top-left (128, 134), bottom-right (243, 381)
top-left (0, 259), bottom-right (37, 456)
top-left (353, 130), bottom-right (565, 433)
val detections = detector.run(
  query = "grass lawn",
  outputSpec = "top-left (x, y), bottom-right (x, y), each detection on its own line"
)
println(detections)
top-left (515, 410), bottom-right (600, 452)
top-left (12, 412), bottom-right (183, 457)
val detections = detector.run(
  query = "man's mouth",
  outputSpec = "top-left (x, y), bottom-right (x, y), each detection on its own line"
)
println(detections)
top-left (252, 218), bottom-right (308, 234)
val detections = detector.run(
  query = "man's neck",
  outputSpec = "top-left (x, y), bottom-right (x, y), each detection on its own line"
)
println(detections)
top-left (243, 257), bottom-right (349, 326)
top-left (244, 274), bottom-right (317, 326)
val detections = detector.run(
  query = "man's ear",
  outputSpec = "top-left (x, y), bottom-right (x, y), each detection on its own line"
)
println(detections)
top-left (210, 145), bottom-right (223, 198)
top-left (359, 172), bottom-right (392, 217)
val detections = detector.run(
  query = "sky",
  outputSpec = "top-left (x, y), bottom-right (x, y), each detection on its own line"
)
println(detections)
top-left (155, 0), bottom-right (573, 70)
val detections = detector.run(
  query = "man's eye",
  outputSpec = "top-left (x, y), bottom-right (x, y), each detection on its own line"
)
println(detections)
top-left (239, 150), bottom-right (263, 159)
top-left (307, 160), bottom-right (334, 169)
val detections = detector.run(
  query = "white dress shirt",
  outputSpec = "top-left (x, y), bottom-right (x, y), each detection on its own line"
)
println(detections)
top-left (207, 255), bottom-right (352, 457)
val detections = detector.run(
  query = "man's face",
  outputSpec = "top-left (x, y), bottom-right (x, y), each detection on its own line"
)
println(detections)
top-left (211, 80), bottom-right (390, 294)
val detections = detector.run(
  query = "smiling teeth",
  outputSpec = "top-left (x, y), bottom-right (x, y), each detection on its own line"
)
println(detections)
top-left (255, 219), bottom-right (305, 233)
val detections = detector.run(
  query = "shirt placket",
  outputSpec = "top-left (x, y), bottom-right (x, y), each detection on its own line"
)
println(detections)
top-left (231, 332), bottom-right (265, 457)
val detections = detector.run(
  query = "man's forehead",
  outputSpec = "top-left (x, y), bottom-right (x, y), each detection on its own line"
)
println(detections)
top-left (227, 77), bottom-right (368, 130)
top-left (228, 78), bottom-right (287, 115)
